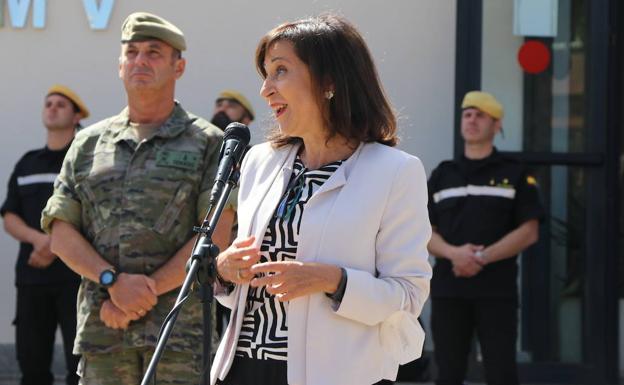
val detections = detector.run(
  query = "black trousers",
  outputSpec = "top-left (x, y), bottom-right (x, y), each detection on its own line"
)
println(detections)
top-left (15, 282), bottom-right (80, 385)
top-left (218, 355), bottom-right (394, 385)
top-left (431, 297), bottom-right (518, 385)
top-left (218, 356), bottom-right (287, 385)
top-left (215, 302), bottom-right (230, 337)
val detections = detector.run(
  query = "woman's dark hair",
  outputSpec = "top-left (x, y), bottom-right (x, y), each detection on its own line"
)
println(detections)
top-left (255, 14), bottom-right (398, 147)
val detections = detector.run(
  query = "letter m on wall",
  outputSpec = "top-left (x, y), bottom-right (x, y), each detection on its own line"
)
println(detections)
top-left (2, 0), bottom-right (46, 28)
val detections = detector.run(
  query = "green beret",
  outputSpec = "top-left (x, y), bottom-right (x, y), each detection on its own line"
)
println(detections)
top-left (121, 12), bottom-right (186, 51)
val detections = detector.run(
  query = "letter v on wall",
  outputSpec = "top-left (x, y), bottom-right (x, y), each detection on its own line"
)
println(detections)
top-left (82, 0), bottom-right (114, 30)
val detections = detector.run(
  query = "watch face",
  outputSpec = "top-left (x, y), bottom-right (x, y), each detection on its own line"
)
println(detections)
top-left (101, 271), bottom-right (115, 286)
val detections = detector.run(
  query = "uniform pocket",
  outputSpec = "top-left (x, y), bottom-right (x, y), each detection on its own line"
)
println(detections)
top-left (75, 181), bottom-right (106, 235)
top-left (153, 182), bottom-right (194, 235)
top-left (433, 197), bottom-right (460, 229)
top-left (434, 197), bottom-right (460, 211)
top-left (481, 196), bottom-right (513, 209)
top-left (17, 183), bottom-right (43, 197)
top-left (480, 196), bottom-right (513, 217)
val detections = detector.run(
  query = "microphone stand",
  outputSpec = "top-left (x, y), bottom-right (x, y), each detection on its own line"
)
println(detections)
top-left (141, 169), bottom-right (240, 385)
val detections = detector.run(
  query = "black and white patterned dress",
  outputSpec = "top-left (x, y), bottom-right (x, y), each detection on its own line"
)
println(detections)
top-left (235, 156), bottom-right (343, 361)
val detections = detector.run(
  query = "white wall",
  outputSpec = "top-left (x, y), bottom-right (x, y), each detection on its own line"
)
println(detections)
top-left (482, 0), bottom-right (524, 151)
top-left (0, 0), bottom-right (456, 343)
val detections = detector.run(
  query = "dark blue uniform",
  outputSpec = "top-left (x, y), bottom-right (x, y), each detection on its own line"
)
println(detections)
top-left (1, 144), bottom-right (80, 385)
top-left (427, 148), bottom-right (543, 385)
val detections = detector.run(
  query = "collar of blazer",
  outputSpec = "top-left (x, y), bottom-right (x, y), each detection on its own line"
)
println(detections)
top-left (241, 141), bottom-right (365, 242)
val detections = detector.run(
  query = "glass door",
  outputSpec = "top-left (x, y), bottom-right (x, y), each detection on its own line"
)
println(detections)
top-left (517, 0), bottom-right (588, 367)
top-left (473, 0), bottom-right (616, 383)
top-left (481, 0), bottom-right (588, 365)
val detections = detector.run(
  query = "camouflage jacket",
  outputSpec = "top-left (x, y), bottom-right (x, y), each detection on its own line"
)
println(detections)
top-left (41, 103), bottom-right (234, 354)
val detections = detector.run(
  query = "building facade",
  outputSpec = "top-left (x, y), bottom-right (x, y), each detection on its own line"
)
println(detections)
top-left (0, 0), bottom-right (456, 379)
top-left (1, 0), bottom-right (622, 384)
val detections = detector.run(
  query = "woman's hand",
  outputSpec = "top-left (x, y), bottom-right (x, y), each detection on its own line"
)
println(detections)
top-left (216, 236), bottom-right (261, 284)
top-left (250, 261), bottom-right (342, 302)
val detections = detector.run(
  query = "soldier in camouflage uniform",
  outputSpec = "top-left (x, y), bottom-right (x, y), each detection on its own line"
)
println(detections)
top-left (40, 12), bottom-right (235, 385)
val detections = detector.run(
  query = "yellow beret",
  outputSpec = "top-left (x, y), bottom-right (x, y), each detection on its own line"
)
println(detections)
top-left (217, 90), bottom-right (255, 120)
top-left (47, 85), bottom-right (89, 119)
top-left (461, 91), bottom-right (504, 120)
top-left (121, 12), bottom-right (186, 51)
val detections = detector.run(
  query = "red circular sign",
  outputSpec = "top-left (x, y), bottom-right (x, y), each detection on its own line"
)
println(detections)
top-left (518, 40), bottom-right (551, 74)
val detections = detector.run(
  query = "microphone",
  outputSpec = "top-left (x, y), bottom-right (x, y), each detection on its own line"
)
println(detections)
top-left (209, 122), bottom-right (250, 205)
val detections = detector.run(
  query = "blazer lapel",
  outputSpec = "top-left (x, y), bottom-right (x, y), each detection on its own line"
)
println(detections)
top-left (308, 142), bottom-right (364, 198)
top-left (248, 144), bottom-right (300, 240)
top-left (214, 144), bottom-right (301, 383)
top-left (312, 164), bottom-right (346, 197)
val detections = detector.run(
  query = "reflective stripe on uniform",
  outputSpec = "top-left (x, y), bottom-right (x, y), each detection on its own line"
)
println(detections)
top-left (17, 173), bottom-right (58, 186)
top-left (433, 184), bottom-right (516, 203)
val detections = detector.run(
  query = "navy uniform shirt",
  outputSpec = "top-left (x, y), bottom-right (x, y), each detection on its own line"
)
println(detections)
top-left (427, 148), bottom-right (544, 299)
top-left (1, 144), bottom-right (80, 286)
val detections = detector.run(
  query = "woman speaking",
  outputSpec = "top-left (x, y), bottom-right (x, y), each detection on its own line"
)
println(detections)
top-left (211, 14), bottom-right (432, 385)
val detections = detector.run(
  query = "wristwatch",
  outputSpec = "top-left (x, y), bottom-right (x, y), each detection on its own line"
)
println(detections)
top-left (99, 268), bottom-right (118, 288)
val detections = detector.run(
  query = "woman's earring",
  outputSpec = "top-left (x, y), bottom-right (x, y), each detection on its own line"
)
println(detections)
top-left (325, 90), bottom-right (334, 100)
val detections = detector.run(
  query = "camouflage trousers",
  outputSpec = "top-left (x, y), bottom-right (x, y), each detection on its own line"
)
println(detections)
top-left (77, 347), bottom-right (202, 385)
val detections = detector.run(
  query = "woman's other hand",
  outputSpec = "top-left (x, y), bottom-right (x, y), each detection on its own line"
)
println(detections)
top-left (216, 236), bottom-right (260, 284)
top-left (250, 261), bottom-right (342, 301)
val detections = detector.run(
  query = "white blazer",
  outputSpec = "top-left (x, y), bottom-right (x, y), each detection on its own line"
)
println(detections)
top-left (211, 141), bottom-right (432, 385)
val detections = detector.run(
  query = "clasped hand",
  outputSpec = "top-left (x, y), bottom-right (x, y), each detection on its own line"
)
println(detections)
top-left (450, 243), bottom-right (487, 277)
top-left (100, 273), bottom-right (158, 329)
top-left (99, 299), bottom-right (139, 330)
top-left (28, 234), bottom-right (56, 269)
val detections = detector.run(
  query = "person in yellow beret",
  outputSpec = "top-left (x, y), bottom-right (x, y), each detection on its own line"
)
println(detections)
top-left (40, 12), bottom-right (235, 385)
top-left (209, 89), bottom-right (255, 340)
top-left (427, 91), bottom-right (544, 385)
top-left (1, 85), bottom-right (88, 385)
top-left (211, 90), bottom-right (255, 130)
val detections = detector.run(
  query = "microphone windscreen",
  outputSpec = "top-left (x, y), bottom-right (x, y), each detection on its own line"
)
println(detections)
top-left (223, 122), bottom-right (251, 146)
